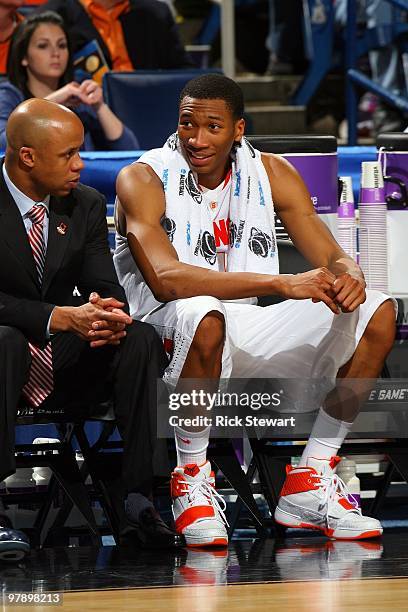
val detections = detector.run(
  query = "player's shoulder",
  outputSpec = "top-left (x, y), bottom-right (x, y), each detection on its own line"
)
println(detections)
top-left (261, 151), bottom-right (299, 178)
top-left (117, 160), bottom-right (163, 193)
top-left (261, 152), bottom-right (306, 195)
top-left (116, 160), bottom-right (166, 219)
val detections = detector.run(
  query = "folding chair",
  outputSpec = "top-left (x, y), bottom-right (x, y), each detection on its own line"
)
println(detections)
top-left (102, 69), bottom-right (221, 149)
top-left (2, 403), bottom-right (102, 548)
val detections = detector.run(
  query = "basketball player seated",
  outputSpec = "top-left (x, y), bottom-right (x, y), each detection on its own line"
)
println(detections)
top-left (113, 74), bottom-right (396, 546)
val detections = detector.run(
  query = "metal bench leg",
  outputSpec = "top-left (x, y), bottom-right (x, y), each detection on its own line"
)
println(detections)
top-left (209, 441), bottom-right (268, 537)
top-left (369, 461), bottom-right (394, 517)
top-left (228, 458), bottom-right (259, 538)
top-left (74, 424), bottom-right (124, 543)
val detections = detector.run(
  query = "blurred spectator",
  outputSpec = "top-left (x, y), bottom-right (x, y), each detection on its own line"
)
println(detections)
top-left (366, 0), bottom-right (407, 132)
top-left (265, 0), bottom-right (293, 75)
top-left (38, 0), bottom-right (192, 70)
top-left (265, 0), bottom-right (305, 75)
top-left (0, 11), bottom-right (139, 149)
top-left (336, 0), bottom-right (407, 133)
top-left (0, 1), bottom-right (25, 73)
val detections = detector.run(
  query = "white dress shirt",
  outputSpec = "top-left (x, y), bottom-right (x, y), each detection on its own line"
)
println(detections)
top-left (2, 163), bottom-right (50, 241)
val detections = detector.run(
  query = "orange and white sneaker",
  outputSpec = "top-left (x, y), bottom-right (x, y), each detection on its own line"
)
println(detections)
top-left (171, 462), bottom-right (228, 548)
top-left (274, 456), bottom-right (382, 540)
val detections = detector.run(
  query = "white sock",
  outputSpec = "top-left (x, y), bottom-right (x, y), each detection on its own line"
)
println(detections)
top-left (300, 408), bottom-right (353, 465)
top-left (174, 425), bottom-right (211, 467)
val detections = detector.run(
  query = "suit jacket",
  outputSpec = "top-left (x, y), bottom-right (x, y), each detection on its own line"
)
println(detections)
top-left (39, 0), bottom-right (192, 70)
top-left (0, 162), bottom-right (127, 348)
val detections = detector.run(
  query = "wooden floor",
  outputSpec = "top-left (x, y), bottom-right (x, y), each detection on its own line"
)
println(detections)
top-left (15, 578), bottom-right (408, 612)
top-left (3, 533), bottom-right (408, 611)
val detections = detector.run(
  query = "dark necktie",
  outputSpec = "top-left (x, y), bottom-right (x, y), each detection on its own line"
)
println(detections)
top-left (22, 204), bottom-right (54, 408)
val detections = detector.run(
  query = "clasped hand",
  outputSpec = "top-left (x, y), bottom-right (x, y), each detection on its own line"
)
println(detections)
top-left (74, 292), bottom-right (132, 348)
top-left (282, 268), bottom-right (366, 314)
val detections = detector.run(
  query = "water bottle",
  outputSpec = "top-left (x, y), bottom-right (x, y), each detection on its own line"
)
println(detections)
top-left (336, 458), bottom-right (361, 508)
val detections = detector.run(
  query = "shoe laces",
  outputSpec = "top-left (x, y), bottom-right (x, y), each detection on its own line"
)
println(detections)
top-left (180, 477), bottom-right (229, 527)
top-left (311, 472), bottom-right (361, 517)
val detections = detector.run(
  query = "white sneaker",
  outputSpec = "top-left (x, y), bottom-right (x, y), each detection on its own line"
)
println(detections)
top-left (274, 456), bottom-right (383, 540)
top-left (171, 462), bottom-right (228, 547)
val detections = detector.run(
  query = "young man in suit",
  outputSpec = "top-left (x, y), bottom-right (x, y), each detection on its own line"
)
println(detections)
top-left (0, 98), bottom-right (182, 562)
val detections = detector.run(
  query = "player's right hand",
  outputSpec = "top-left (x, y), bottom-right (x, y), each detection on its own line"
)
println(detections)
top-left (278, 268), bottom-right (340, 314)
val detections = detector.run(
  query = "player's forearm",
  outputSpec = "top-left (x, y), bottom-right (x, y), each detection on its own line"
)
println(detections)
top-left (153, 262), bottom-right (285, 302)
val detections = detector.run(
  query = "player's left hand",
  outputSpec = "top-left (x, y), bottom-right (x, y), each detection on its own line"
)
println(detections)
top-left (330, 273), bottom-right (366, 312)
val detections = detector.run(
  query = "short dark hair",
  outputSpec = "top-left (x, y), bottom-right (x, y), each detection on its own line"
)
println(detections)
top-left (7, 11), bottom-right (73, 99)
top-left (179, 73), bottom-right (244, 120)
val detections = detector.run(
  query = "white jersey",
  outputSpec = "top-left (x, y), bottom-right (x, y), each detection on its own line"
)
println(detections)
top-left (114, 143), bottom-right (279, 317)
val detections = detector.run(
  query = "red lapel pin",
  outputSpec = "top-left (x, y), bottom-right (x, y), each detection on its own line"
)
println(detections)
top-left (57, 222), bottom-right (67, 235)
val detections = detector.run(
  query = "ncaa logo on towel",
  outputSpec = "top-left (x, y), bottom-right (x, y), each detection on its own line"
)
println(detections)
top-left (162, 217), bottom-right (176, 243)
top-left (179, 168), bottom-right (186, 196)
top-left (200, 231), bottom-right (217, 265)
top-left (162, 169), bottom-right (169, 192)
top-left (230, 220), bottom-right (245, 249)
top-left (248, 227), bottom-right (275, 258)
top-left (258, 181), bottom-right (265, 206)
top-left (186, 171), bottom-right (202, 204)
top-left (234, 170), bottom-right (241, 196)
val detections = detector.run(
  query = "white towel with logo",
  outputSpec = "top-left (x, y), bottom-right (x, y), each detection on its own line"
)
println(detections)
top-left (139, 133), bottom-right (280, 275)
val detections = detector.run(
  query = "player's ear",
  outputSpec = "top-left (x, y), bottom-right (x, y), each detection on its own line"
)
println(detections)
top-left (234, 117), bottom-right (245, 143)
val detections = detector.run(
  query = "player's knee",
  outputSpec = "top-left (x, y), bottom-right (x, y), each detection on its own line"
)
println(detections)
top-left (364, 299), bottom-right (396, 352)
top-left (191, 312), bottom-right (225, 360)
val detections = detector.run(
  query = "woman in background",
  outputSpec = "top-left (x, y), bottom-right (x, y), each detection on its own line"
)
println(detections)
top-left (0, 11), bottom-right (139, 150)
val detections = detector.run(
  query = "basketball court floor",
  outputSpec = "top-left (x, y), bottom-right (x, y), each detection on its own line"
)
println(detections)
top-left (2, 531), bottom-right (408, 611)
